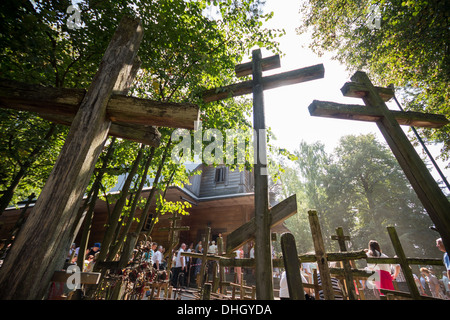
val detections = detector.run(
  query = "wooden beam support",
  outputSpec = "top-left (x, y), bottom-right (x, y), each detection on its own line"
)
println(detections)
top-left (340, 81), bottom-right (394, 102)
top-left (280, 232), bottom-right (306, 300)
top-left (308, 100), bottom-right (449, 128)
top-left (251, 48), bottom-right (273, 300)
top-left (235, 54), bottom-right (281, 77)
top-left (202, 64), bottom-right (325, 103)
top-left (308, 210), bottom-right (335, 300)
top-left (349, 71), bottom-right (450, 253)
top-left (225, 194), bottom-right (297, 254)
top-left (36, 113), bottom-right (161, 146)
top-left (331, 227), bottom-right (357, 300)
top-left (0, 16), bottom-right (144, 300)
top-left (0, 78), bottom-right (199, 130)
top-left (51, 271), bottom-right (101, 285)
top-left (387, 226), bottom-right (422, 300)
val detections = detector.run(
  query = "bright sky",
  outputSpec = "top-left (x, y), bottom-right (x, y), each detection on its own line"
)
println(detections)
top-left (258, 0), bottom-right (450, 188)
top-left (259, 0), bottom-right (389, 153)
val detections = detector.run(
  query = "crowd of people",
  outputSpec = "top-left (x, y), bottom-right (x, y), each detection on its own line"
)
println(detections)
top-left (170, 240), bottom-right (214, 288)
top-left (64, 234), bottom-right (450, 300)
top-left (66, 242), bottom-right (101, 272)
top-left (279, 237), bottom-right (450, 300)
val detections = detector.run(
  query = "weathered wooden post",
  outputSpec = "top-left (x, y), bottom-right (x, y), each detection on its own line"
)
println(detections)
top-left (0, 16), bottom-right (144, 300)
top-left (308, 210), bottom-right (335, 300)
top-left (308, 71), bottom-right (450, 252)
top-left (331, 227), bottom-right (357, 300)
top-left (202, 283), bottom-right (212, 300)
top-left (280, 232), bottom-right (306, 300)
top-left (198, 227), bottom-right (211, 288)
top-left (250, 49), bottom-right (274, 300)
top-left (216, 235), bottom-right (227, 294)
top-left (202, 49), bottom-right (324, 299)
top-left (386, 226), bottom-right (421, 300)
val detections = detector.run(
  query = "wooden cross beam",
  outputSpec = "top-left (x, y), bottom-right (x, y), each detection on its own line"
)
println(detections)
top-left (308, 210), bottom-right (335, 300)
top-left (161, 210), bottom-right (190, 251)
top-left (308, 71), bottom-right (450, 252)
top-left (0, 77), bottom-right (200, 146)
top-left (202, 49), bottom-right (323, 299)
top-left (202, 61), bottom-right (324, 103)
top-left (386, 226), bottom-right (422, 300)
top-left (0, 16), bottom-right (144, 300)
top-left (225, 194), bottom-right (298, 253)
top-left (309, 100), bottom-right (449, 129)
top-left (331, 227), bottom-right (357, 300)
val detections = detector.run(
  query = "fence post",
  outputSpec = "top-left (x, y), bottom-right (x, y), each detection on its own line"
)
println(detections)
top-left (387, 226), bottom-right (421, 300)
top-left (280, 232), bottom-right (306, 300)
top-left (308, 210), bottom-right (335, 300)
top-left (202, 283), bottom-right (212, 300)
top-left (331, 227), bottom-right (358, 300)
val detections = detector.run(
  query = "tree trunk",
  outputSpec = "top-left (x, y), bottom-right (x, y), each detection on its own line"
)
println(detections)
top-left (95, 144), bottom-right (145, 266)
top-left (77, 137), bottom-right (117, 271)
top-left (107, 146), bottom-right (155, 260)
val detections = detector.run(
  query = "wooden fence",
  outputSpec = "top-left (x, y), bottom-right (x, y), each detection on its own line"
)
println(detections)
top-left (182, 209), bottom-right (445, 300)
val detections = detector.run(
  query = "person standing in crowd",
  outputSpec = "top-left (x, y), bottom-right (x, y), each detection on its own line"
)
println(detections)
top-left (153, 245), bottom-right (164, 270)
top-left (172, 243), bottom-right (186, 287)
top-left (420, 267), bottom-right (443, 298)
top-left (67, 243), bottom-right (78, 262)
top-left (83, 255), bottom-right (95, 272)
top-left (279, 268), bottom-right (312, 300)
top-left (142, 247), bottom-right (152, 264)
top-left (194, 244), bottom-right (203, 280)
top-left (413, 273), bottom-right (426, 296)
top-left (234, 246), bottom-right (244, 284)
top-left (365, 240), bottom-right (394, 297)
top-left (151, 242), bottom-right (157, 259)
top-left (208, 240), bottom-right (217, 254)
top-left (391, 256), bottom-right (409, 293)
top-left (420, 273), bottom-right (432, 296)
top-left (441, 271), bottom-right (450, 299)
top-left (436, 238), bottom-right (450, 278)
top-left (86, 242), bottom-right (101, 258)
top-left (315, 262), bottom-right (344, 300)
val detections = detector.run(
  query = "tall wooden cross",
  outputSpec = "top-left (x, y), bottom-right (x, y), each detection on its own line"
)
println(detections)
top-left (0, 16), bottom-right (199, 300)
top-left (203, 49), bottom-right (324, 299)
top-left (308, 71), bottom-right (450, 252)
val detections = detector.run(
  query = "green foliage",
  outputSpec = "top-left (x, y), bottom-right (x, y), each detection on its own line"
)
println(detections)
top-left (274, 134), bottom-right (439, 258)
top-left (0, 109), bottom-right (66, 207)
top-left (297, 0), bottom-right (450, 161)
top-left (0, 0), bottom-right (283, 209)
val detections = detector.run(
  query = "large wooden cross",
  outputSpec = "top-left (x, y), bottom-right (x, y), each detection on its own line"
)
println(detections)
top-left (308, 71), bottom-right (450, 252)
top-left (0, 16), bottom-right (199, 300)
top-left (203, 49), bottom-right (324, 299)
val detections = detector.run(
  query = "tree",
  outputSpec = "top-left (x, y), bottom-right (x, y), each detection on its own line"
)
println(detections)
top-left (327, 134), bottom-right (438, 256)
top-left (0, 110), bottom-right (65, 213)
top-left (0, 0), bottom-right (286, 298)
top-left (0, 0), bottom-right (283, 207)
top-left (297, 0), bottom-right (450, 161)
top-left (276, 134), bottom-right (439, 257)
